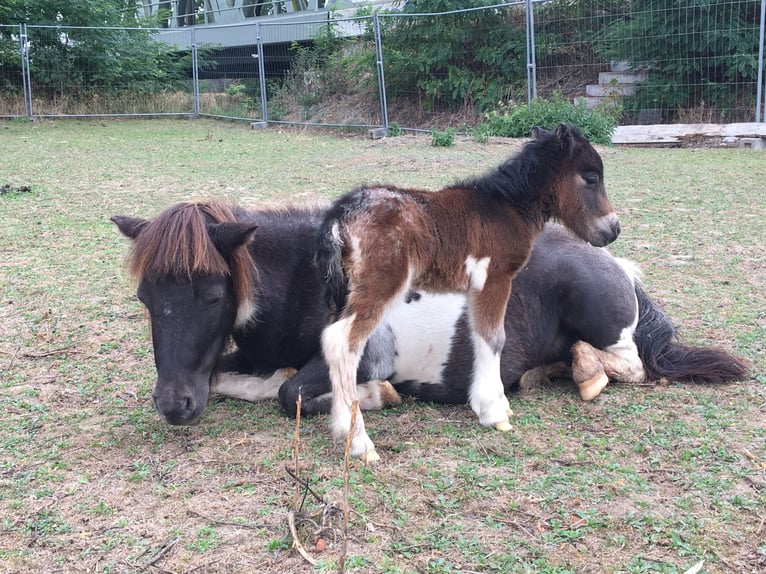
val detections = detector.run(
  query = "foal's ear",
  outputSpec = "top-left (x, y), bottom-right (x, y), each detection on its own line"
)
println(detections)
top-left (111, 215), bottom-right (148, 240)
top-left (554, 123), bottom-right (575, 152)
top-left (208, 221), bottom-right (258, 258)
top-left (530, 126), bottom-right (551, 140)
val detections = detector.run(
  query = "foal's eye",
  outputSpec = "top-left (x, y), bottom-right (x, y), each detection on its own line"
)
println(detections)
top-left (584, 174), bottom-right (600, 186)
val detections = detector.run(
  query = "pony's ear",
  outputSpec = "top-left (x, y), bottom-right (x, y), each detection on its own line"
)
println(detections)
top-left (111, 215), bottom-right (148, 240)
top-left (554, 123), bottom-right (575, 152)
top-left (208, 221), bottom-right (258, 258)
top-left (531, 126), bottom-right (551, 140)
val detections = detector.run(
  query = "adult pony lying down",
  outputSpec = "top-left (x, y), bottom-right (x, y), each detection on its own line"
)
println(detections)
top-left (112, 209), bottom-right (747, 440)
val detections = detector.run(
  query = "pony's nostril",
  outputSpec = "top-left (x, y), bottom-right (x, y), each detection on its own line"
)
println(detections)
top-left (182, 395), bottom-right (194, 415)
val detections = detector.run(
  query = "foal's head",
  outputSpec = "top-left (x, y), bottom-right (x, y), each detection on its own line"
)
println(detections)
top-left (532, 124), bottom-right (620, 247)
top-left (112, 202), bottom-right (258, 425)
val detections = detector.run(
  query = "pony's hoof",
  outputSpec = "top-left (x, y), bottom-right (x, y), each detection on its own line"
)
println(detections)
top-left (379, 380), bottom-right (402, 407)
top-left (578, 373), bottom-right (608, 401)
top-left (364, 449), bottom-right (381, 463)
top-left (494, 420), bottom-right (512, 432)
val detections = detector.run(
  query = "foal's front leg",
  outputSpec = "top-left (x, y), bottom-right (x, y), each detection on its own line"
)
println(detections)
top-left (466, 271), bottom-right (514, 431)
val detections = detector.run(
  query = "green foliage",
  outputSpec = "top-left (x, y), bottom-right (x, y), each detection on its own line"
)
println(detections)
top-left (430, 126), bottom-right (455, 146)
top-left (0, 1), bottom-right (193, 99)
top-left (595, 0), bottom-right (761, 119)
top-left (478, 93), bottom-right (619, 144)
top-left (380, 0), bottom-right (527, 112)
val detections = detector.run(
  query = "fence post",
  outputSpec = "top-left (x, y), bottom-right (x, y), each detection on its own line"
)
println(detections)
top-left (256, 22), bottom-right (268, 123)
top-left (757, 0), bottom-right (765, 122)
top-left (20, 24), bottom-right (33, 118)
top-left (191, 26), bottom-right (200, 116)
top-left (373, 13), bottom-right (389, 132)
top-left (524, 0), bottom-right (538, 103)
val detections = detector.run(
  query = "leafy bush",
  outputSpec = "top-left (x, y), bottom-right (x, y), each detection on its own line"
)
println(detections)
top-left (380, 0), bottom-right (527, 113)
top-left (478, 94), bottom-right (619, 145)
top-left (431, 127), bottom-right (456, 146)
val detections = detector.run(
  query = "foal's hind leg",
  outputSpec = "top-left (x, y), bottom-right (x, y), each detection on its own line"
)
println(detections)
top-left (322, 275), bottom-right (409, 461)
top-left (571, 335), bottom-right (646, 400)
top-left (466, 271), bottom-right (514, 431)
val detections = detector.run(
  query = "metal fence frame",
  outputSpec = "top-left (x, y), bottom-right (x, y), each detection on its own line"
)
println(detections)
top-left (3, 0), bottom-right (765, 126)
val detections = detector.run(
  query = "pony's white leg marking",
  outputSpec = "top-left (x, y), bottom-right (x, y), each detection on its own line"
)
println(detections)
top-left (322, 314), bottom-right (378, 461)
top-left (211, 368), bottom-right (296, 402)
top-left (603, 325), bottom-right (646, 383)
top-left (465, 255), bottom-right (491, 291)
top-left (468, 334), bottom-right (512, 431)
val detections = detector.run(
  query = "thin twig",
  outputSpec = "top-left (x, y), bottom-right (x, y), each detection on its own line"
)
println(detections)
top-left (186, 509), bottom-right (271, 530)
top-left (21, 345), bottom-right (76, 358)
top-left (284, 466), bottom-right (323, 504)
top-left (6, 346), bottom-right (21, 371)
top-left (293, 392), bottom-right (302, 510)
top-left (340, 401), bottom-right (359, 574)
top-left (287, 510), bottom-right (317, 566)
top-left (144, 537), bottom-right (179, 569)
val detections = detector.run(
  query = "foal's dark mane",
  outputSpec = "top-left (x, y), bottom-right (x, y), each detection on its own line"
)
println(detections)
top-left (457, 126), bottom-right (586, 204)
top-left (124, 201), bottom-right (258, 307)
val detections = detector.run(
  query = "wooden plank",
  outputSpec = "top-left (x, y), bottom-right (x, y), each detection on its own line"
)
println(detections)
top-left (612, 123), bottom-right (766, 145)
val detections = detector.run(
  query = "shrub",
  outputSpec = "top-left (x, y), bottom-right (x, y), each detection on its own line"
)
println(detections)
top-left (431, 127), bottom-right (456, 147)
top-left (478, 94), bottom-right (620, 145)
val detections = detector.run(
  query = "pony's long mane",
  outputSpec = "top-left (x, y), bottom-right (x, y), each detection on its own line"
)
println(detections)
top-left (125, 202), bottom-right (258, 320)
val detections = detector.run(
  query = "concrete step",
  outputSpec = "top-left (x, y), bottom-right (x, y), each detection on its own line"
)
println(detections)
top-left (574, 96), bottom-right (620, 110)
top-left (598, 71), bottom-right (648, 85)
top-left (585, 83), bottom-right (636, 97)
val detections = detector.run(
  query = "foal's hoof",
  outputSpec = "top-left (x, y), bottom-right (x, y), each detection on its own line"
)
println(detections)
top-left (578, 373), bottom-right (609, 401)
top-left (494, 420), bottom-right (512, 432)
top-left (364, 449), bottom-right (381, 463)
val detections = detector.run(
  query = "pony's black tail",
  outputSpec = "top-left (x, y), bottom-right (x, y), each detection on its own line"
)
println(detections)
top-left (315, 204), bottom-right (351, 317)
top-left (634, 284), bottom-right (749, 383)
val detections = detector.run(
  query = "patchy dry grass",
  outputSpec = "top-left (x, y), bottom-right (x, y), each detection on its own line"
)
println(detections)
top-left (0, 118), bottom-right (764, 574)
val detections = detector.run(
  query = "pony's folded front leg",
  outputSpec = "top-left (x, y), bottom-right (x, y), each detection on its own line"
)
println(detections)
top-left (466, 272), bottom-right (513, 432)
top-left (322, 314), bottom-right (380, 462)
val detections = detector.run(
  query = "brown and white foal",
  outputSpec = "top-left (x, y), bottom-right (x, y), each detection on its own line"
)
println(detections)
top-left (316, 124), bottom-right (620, 461)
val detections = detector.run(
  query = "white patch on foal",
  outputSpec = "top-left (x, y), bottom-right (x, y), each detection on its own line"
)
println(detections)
top-left (468, 334), bottom-right (512, 429)
top-left (322, 313), bottom-right (377, 459)
top-left (465, 255), bottom-right (491, 291)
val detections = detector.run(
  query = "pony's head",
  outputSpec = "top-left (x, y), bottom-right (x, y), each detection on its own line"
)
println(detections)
top-left (112, 202), bottom-right (258, 425)
top-left (531, 124), bottom-right (620, 247)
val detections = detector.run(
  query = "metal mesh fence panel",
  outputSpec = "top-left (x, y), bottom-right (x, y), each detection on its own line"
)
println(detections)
top-left (259, 16), bottom-right (381, 128)
top-left (0, 25), bottom-right (25, 117)
top-left (25, 25), bottom-right (195, 117)
top-left (378, 4), bottom-right (529, 132)
top-left (2, 1), bottom-right (764, 126)
top-left (534, 0), bottom-right (764, 124)
top-left (192, 24), bottom-right (265, 121)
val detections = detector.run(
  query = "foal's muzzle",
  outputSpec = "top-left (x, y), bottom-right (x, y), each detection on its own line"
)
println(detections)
top-left (590, 213), bottom-right (621, 247)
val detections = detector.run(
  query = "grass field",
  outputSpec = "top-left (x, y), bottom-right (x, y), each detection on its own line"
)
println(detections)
top-left (1, 118), bottom-right (764, 574)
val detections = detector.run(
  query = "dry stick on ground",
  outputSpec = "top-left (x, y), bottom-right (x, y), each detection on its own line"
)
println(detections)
top-left (293, 393), bottom-right (302, 509)
top-left (339, 400), bottom-right (359, 574)
top-left (143, 537), bottom-right (179, 570)
top-left (287, 510), bottom-right (318, 566)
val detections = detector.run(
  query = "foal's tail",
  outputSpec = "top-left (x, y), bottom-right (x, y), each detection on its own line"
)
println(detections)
top-left (633, 285), bottom-right (749, 383)
top-left (316, 201), bottom-right (352, 315)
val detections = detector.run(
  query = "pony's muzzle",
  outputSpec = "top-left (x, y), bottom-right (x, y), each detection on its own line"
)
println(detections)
top-left (590, 213), bottom-right (621, 247)
top-left (153, 383), bottom-right (206, 425)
